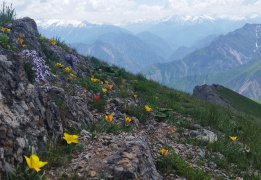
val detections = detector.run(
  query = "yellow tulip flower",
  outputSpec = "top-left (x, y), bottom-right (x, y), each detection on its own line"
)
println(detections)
top-left (161, 148), bottom-right (168, 155)
top-left (125, 117), bottom-right (131, 123)
top-left (105, 115), bottom-right (113, 122)
top-left (63, 132), bottom-right (79, 144)
top-left (145, 105), bottom-right (151, 112)
top-left (108, 84), bottom-right (113, 89)
top-left (230, 136), bottom-right (237, 141)
top-left (24, 154), bottom-right (48, 172)
top-left (65, 67), bottom-right (71, 72)
top-left (70, 73), bottom-right (76, 78)
top-left (102, 88), bottom-right (107, 93)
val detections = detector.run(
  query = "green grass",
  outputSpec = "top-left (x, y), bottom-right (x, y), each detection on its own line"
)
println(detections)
top-left (156, 153), bottom-right (213, 180)
top-left (214, 87), bottom-right (261, 118)
top-left (0, 33), bottom-right (18, 51)
top-left (253, 99), bottom-right (261, 104)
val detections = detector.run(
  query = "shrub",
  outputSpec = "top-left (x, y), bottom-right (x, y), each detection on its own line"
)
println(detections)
top-left (0, 2), bottom-right (16, 25)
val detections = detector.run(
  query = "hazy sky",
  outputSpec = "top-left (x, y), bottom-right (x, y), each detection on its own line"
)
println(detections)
top-left (4, 0), bottom-right (261, 24)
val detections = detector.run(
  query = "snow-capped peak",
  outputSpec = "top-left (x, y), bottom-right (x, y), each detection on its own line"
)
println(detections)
top-left (36, 19), bottom-right (91, 28)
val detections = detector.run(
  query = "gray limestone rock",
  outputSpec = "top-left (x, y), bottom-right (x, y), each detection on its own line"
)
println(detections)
top-left (193, 84), bottom-right (234, 109)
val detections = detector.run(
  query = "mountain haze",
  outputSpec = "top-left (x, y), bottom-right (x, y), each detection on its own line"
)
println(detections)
top-left (143, 24), bottom-right (261, 100)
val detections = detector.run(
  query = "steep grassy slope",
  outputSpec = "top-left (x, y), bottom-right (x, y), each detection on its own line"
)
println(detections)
top-left (214, 86), bottom-right (261, 118)
top-left (254, 100), bottom-right (261, 104)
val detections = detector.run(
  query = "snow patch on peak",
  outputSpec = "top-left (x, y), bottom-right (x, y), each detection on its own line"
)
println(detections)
top-left (36, 19), bottom-right (89, 28)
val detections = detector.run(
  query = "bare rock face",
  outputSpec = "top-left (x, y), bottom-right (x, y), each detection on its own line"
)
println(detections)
top-left (72, 133), bottom-right (163, 180)
top-left (0, 18), bottom-right (92, 172)
top-left (193, 84), bottom-right (234, 109)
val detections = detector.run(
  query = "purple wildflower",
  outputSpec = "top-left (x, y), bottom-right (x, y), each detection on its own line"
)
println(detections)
top-left (22, 50), bottom-right (50, 83)
top-left (65, 54), bottom-right (78, 66)
top-left (42, 86), bottom-right (49, 92)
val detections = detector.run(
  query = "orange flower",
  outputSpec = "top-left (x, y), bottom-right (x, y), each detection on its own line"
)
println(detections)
top-left (49, 39), bottom-right (57, 45)
top-left (100, 81), bottom-right (104, 84)
top-left (134, 94), bottom-right (138, 99)
top-left (161, 148), bottom-right (168, 155)
top-left (105, 115), bottom-right (113, 122)
top-left (145, 105), bottom-right (151, 112)
top-left (155, 96), bottom-right (158, 100)
top-left (105, 80), bottom-right (109, 84)
top-left (40, 36), bottom-right (47, 40)
top-left (18, 38), bottom-right (24, 44)
top-left (102, 88), bottom-right (107, 93)
top-left (125, 117), bottom-right (131, 123)
top-left (91, 78), bottom-right (98, 82)
top-left (108, 84), bottom-right (113, 89)
top-left (55, 63), bottom-right (64, 68)
top-left (99, 69), bottom-right (102, 72)
top-left (122, 79), bottom-right (126, 82)
top-left (1, 27), bottom-right (10, 32)
top-left (171, 129), bottom-right (175, 134)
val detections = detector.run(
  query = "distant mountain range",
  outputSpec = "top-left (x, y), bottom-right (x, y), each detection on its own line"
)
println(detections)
top-left (121, 15), bottom-right (261, 47)
top-left (36, 16), bottom-right (261, 72)
top-left (36, 17), bottom-right (261, 99)
top-left (143, 24), bottom-right (261, 100)
top-left (36, 19), bottom-right (131, 44)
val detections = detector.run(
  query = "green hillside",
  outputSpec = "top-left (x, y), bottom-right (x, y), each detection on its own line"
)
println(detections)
top-left (168, 59), bottom-right (261, 100)
top-left (254, 100), bottom-right (261, 104)
top-left (214, 86), bottom-right (261, 118)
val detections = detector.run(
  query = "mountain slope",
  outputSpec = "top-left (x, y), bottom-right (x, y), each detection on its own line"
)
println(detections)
top-left (73, 32), bottom-right (165, 73)
top-left (136, 31), bottom-right (175, 59)
top-left (143, 24), bottom-right (261, 99)
top-left (168, 58), bottom-right (261, 100)
top-left (168, 34), bottom-right (218, 61)
top-left (70, 40), bottom-right (135, 70)
top-left (3, 15), bottom-right (261, 180)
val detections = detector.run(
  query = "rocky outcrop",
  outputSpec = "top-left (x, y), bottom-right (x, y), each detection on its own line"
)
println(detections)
top-left (0, 17), bottom-right (92, 172)
top-left (0, 17), bottom-right (167, 180)
top-left (68, 132), bottom-right (163, 180)
top-left (193, 84), bottom-right (234, 109)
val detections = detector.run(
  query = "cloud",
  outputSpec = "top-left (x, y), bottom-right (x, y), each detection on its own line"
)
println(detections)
top-left (163, 0), bottom-right (261, 16)
top-left (3, 0), bottom-right (261, 24)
